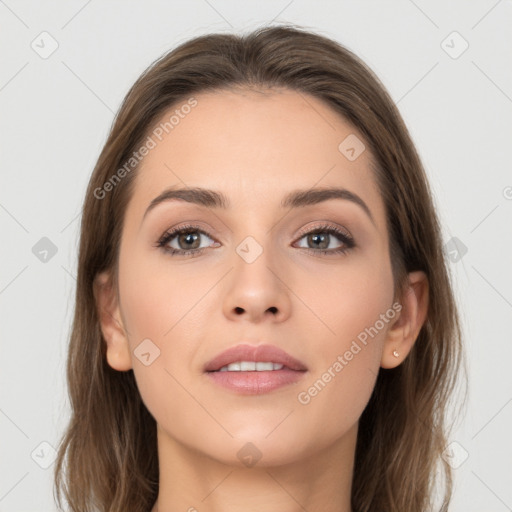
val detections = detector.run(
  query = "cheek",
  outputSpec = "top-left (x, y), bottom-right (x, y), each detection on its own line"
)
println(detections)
top-left (291, 256), bottom-right (393, 422)
top-left (118, 243), bottom-right (204, 344)
top-left (296, 253), bottom-right (394, 353)
top-left (117, 244), bottom-right (219, 413)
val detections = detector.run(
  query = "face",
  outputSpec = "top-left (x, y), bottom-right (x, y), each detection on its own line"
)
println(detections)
top-left (105, 88), bottom-right (399, 467)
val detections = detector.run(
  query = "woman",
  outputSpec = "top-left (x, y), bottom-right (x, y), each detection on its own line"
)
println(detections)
top-left (54, 24), bottom-right (467, 512)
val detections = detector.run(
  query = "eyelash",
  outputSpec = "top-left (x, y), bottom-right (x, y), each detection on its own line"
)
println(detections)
top-left (155, 223), bottom-right (355, 258)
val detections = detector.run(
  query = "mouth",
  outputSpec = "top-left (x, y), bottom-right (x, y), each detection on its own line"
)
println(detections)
top-left (204, 343), bottom-right (307, 395)
top-left (215, 361), bottom-right (288, 372)
top-left (204, 343), bottom-right (307, 372)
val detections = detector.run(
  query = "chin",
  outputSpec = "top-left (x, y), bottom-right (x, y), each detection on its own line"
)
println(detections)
top-left (199, 433), bottom-right (312, 469)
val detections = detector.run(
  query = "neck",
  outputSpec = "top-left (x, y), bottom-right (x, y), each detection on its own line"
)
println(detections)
top-left (150, 423), bottom-right (357, 512)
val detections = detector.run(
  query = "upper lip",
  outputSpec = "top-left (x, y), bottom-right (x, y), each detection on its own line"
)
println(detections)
top-left (204, 343), bottom-right (308, 372)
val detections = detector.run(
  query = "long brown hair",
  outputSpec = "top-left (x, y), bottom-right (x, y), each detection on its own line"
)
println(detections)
top-left (53, 23), bottom-right (467, 511)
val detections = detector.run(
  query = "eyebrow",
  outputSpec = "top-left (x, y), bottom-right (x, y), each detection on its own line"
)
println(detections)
top-left (142, 186), bottom-right (375, 226)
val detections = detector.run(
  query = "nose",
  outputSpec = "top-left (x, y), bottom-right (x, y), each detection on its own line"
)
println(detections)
top-left (222, 244), bottom-right (292, 324)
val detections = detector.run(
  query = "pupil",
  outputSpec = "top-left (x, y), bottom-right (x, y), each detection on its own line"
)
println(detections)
top-left (310, 233), bottom-right (328, 249)
top-left (180, 232), bottom-right (199, 249)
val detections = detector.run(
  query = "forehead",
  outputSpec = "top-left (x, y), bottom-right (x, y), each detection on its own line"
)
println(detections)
top-left (128, 88), bottom-right (385, 228)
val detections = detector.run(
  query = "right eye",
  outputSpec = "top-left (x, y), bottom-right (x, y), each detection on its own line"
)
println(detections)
top-left (156, 224), bottom-right (219, 257)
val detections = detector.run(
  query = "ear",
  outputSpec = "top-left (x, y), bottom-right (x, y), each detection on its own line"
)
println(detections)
top-left (93, 270), bottom-right (132, 371)
top-left (380, 270), bottom-right (429, 369)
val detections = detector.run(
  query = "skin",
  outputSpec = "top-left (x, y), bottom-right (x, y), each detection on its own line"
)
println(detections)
top-left (94, 88), bottom-right (428, 512)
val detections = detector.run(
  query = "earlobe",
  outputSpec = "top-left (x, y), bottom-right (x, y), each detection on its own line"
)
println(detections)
top-left (93, 270), bottom-right (133, 372)
top-left (380, 270), bottom-right (429, 369)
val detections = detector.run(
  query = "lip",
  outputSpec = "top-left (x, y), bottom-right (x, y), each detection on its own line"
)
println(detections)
top-left (204, 343), bottom-right (308, 372)
top-left (204, 343), bottom-right (308, 395)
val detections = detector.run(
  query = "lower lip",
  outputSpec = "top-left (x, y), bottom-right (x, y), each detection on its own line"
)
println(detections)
top-left (205, 368), bottom-right (307, 395)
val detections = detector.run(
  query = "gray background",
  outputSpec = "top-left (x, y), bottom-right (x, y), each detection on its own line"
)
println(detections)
top-left (1, 0), bottom-right (511, 510)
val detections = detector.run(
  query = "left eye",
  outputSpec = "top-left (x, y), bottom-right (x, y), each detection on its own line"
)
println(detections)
top-left (295, 230), bottom-right (348, 251)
